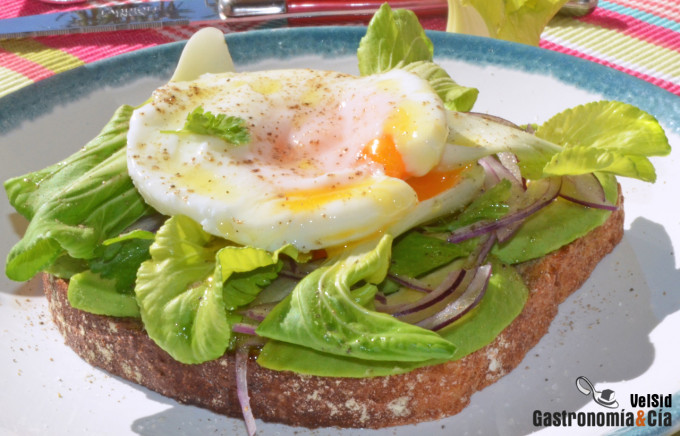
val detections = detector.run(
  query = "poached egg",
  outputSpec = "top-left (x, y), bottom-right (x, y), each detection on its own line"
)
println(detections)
top-left (127, 31), bottom-right (481, 252)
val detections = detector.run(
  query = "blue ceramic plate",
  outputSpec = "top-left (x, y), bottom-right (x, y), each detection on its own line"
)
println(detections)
top-left (1, 27), bottom-right (679, 436)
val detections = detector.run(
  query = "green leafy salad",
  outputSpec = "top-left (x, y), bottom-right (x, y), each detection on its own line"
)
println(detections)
top-left (446, 0), bottom-right (569, 46)
top-left (4, 4), bottom-right (671, 382)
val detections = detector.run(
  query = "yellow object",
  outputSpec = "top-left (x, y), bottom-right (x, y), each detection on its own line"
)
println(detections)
top-left (446, 0), bottom-right (569, 46)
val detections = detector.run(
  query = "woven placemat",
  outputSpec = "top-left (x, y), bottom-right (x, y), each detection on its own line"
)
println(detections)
top-left (0, 0), bottom-right (678, 98)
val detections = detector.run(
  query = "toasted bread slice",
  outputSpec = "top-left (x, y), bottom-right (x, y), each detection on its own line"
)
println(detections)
top-left (43, 192), bottom-right (624, 429)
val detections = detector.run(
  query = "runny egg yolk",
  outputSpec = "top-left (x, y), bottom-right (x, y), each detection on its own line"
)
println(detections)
top-left (359, 134), bottom-right (469, 202)
top-left (359, 134), bottom-right (408, 180)
top-left (406, 166), bottom-right (470, 201)
top-left (279, 179), bottom-right (375, 213)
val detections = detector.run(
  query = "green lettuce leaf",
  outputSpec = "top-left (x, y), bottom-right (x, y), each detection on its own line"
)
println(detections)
top-left (544, 147), bottom-right (657, 182)
top-left (6, 148), bottom-right (151, 281)
top-left (389, 231), bottom-right (475, 278)
top-left (426, 178), bottom-right (512, 233)
top-left (446, 0), bottom-right (569, 46)
top-left (402, 61), bottom-right (479, 112)
top-left (257, 259), bottom-right (528, 377)
top-left (135, 215), bottom-right (305, 364)
top-left (217, 244), bottom-right (305, 310)
top-left (537, 101), bottom-right (671, 182)
top-left (493, 172), bottom-right (618, 264)
top-left (89, 230), bottom-right (155, 292)
top-left (442, 260), bottom-right (528, 359)
top-left (66, 230), bottom-right (155, 318)
top-left (492, 101), bottom-right (670, 262)
top-left (68, 271), bottom-right (140, 318)
top-left (256, 235), bottom-right (457, 362)
top-left (135, 215), bottom-right (234, 364)
top-left (5, 106), bottom-right (154, 282)
top-left (446, 111), bottom-right (562, 179)
top-left (379, 230), bottom-right (475, 295)
top-left (358, 4), bottom-right (478, 111)
top-left (5, 105), bottom-right (135, 220)
top-left (446, 102), bottom-right (671, 182)
top-left (44, 254), bottom-right (88, 279)
top-left (536, 101), bottom-right (670, 156)
top-left (258, 340), bottom-right (422, 378)
top-left (357, 4), bottom-right (433, 75)
top-left (103, 229), bottom-right (156, 245)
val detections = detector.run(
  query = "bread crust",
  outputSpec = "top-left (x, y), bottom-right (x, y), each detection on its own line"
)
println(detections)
top-left (43, 193), bottom-right (624, 429)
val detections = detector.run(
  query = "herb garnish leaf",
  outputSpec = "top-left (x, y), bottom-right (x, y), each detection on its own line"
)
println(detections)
top-left (164, 106), bottom-right (250, 145)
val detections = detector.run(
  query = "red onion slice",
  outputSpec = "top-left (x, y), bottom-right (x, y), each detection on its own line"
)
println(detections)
top-left (496, 152), bottom-right (523, 187)
top-left (236, 344), bottom-right (257, 436)
top-left (386, 272), bottom-right (434, 293)
top-left (474, 234), bottom-right (497, 266)
top-left (279, 258), bottom-right (308, 280)
top-left (479, 155), bottom-right (523, 190)
top-left (240, 302), bottom-right (278, 322)
top-left (477, 155), bottom-right (526, 243)
top-left (280, 257), bottom-right (324, 280)
top-left (559, 174), bottom-right (618, 211)
top-left (478, 156), bottom-right (502, 187)
top-left (467, 113), bottom-right (525, 190)
top-left (375, 270), bottom-right (467, 324)
top-left (233, 323), bottom-right (258, 336)
top-left (495, 222), bottom-right (522, 244)
top-left (416, 264), bottom-right (492, 331)
top-left (448, 177), bottom-right (562, 244)
top-left (374, 292), bottom-right (387, 305)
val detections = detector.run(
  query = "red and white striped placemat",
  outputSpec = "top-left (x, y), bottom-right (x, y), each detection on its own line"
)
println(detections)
top-left (0, 0), bottom-right (678, 98)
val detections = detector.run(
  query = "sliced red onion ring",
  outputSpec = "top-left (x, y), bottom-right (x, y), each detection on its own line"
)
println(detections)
top-left (386, 272), bottom-right (434, 293)
top-left (279, 257), bottom-right (324, 280)
top-left (477, 155), bottom-right (526, 243)
top-left (495, 221), bottom-right (522, 244)
top-left (279, 257), bottom-right (308, 280)
top-left (233, 323), bottom-right (258, 336)
top-left (448, 177), bottom-right (562, 244)
top-left (416, 264), bottom-right (492, 331)
top-left (477, 156), bottom-right (525, 193)
top-left (374, 292), bottom-right (387, 305)
top-left (496, 151), bottom-right (523, 186)
top-left (375, 270), bottom-right (467, 324)
top-left (236, 344), bottom-right (258, 436)
top-left (494, 174), bottom-right (562, 243)
top-left (559, 174), bottom-right (618, 211)
top-left (474, 234), bottom-right (497, 266)
top-left (479, 155), bottom-right (523, 189)
top-left (240, 302), bottom-right (278, 322)
top-left (478, 155), bottom-right (501, 187)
